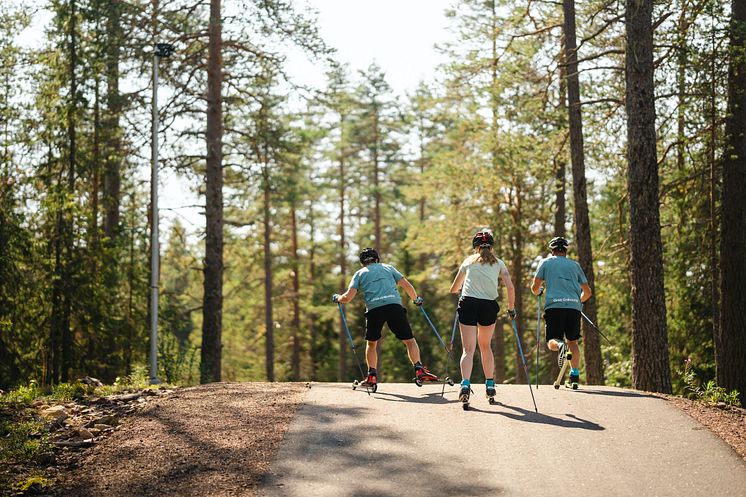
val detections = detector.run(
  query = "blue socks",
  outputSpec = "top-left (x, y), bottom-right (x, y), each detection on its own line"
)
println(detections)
top-left (486, 378), bottom-right (495, 388)
top-left (461, 379), bottom-right (470, 387)
top-left (570, 368), bottom-right (580, 376)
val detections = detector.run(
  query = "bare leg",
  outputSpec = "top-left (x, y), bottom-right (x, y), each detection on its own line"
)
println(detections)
top-left (477, 324), bottom-right (496, 378)
top-left (459, 324), bottom-right (477, 380)
top-left (568, 339), bottom-right (581, 370)
top-left (366, 340), bottom-right (378, 370)
top-left (402, 338), bottom-right (421, 365)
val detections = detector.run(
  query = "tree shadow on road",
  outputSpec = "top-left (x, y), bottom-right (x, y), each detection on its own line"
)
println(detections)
top-left (563, 387), bottom-right (660, 399)
top-left (371, 390), bottom-right (450, 404)
top-left (261, 395), bottom-right (502, 497)
top-left (467, 402), bottom-right (605, 431)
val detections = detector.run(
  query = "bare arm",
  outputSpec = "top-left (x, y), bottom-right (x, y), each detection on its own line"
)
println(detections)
top-left (397, 277), bottom-right (418, 301)
top-left (449, 270), bottom-right (465, 294)
top-left (336, 287), bottom-right (357, 304)
top-left (580, 283), bottom-right (592, 303)
top-left (501, 267), bottom-right (516, 310)
top-left (531, 277), bottom-right (544, 296)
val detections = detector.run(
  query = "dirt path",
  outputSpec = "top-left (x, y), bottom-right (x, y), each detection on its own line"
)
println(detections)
top-left (54, 383), bottom-right (307, 497)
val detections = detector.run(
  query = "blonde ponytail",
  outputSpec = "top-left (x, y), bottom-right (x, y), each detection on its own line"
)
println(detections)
top-left (475, 245), bottom-right (497, 265)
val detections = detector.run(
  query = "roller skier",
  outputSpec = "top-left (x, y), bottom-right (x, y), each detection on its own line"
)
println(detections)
top-left (530, 236), bottom-right (592, 390)
top-left (332, 247), bottom-right (438, 390)
top-left (449, 230), bottom-right (516, 409)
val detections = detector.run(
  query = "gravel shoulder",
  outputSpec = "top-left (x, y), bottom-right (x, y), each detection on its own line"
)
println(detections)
top-left (664, 395), bottom-right (746, 461)
top-left (53, 382), bottom-right (308, 497)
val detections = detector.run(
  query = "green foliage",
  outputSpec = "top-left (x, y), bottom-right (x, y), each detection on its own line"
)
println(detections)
top-left (12, 474), bottom-right (51, 493)
top-left (682, 361), bottom-right (741, 407)
top-left (0, 418), bottom-right (51, 463)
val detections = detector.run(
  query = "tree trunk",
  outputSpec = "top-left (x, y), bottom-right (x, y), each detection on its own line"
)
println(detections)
top-left (61, 0), bottom-right (78, 383)
top-left (626, 0), bottom-right (672, 393)
top-left (290, 199), bottom-right (301, 380)
top-left (263, 169), bottom-right (274, 381)
top-left (308, 203), bottom-right (317, 380)
top-left (511, 183), bottom-right (525, 383)
top-left (709, 6), bottom-right (721, 375)
top-left (373, 108), bottom-right (381, 253)
top-left (200, 0), bottom-right (223, 384)
top-left (718, 0), bottom-right (746, 405)
top-left (562, 0), bottom-right (603, 384)
top-left (103, 0), bottom-right (122, 239)
top-left (338, 153), bottom-right (347, 381)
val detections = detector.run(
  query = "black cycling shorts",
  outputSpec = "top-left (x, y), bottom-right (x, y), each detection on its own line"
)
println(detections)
top-left (544, 308), bottom-right (581, 342)
top-left (457, 296), bottom-right (499, 326)
top-left (365, 304), bottom-right (414, 342)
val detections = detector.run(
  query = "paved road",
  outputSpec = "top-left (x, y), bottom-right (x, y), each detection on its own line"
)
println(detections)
top-left (259, 382), bottom-right (746, 497)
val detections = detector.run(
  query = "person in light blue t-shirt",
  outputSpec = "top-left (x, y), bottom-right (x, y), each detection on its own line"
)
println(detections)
top-left (531, 237), bottom-right (592, 386)
top-left (332, 248), bottom-right (438, 388)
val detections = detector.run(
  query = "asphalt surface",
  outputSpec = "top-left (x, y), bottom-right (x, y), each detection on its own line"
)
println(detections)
top-left (259, 382), bottom-right (746, 497)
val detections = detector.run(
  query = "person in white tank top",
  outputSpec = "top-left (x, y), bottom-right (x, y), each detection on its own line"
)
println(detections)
top-left (449, 230), bottom-right (515, 405)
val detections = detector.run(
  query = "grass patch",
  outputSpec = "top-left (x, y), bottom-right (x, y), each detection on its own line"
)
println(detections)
top-left (12, 473), bottom-right (51, 493)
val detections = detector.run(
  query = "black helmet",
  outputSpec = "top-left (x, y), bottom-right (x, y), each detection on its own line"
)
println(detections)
top-left (472, 230), bottom-right (494, 248)
top-left (359, 247), bottom-right (380, 265)
top-left (549, 236), bottom-right (569, 251)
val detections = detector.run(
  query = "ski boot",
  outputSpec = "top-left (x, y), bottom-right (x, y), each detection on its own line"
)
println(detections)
top-left (553, 342), bottom-right (573, 390)
top-left (459, 381), bottom-right (472, 410)
top-left (352, 372), bottom-right (378, 393)
top-left (557, 340), bottom-right (568, 369)
top-left (566, 368), bottom-right (579, 390)
top-left (486, 379), bottom-right (497, 405)
top-left (414, 365), bottom-right (439, 387)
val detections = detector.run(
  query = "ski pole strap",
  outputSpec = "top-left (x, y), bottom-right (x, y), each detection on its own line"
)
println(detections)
top-left (419, 306), bottom-right (447, 350)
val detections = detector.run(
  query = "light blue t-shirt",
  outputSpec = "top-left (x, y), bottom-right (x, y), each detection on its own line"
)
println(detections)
top-left (349, 263), bottom-right (404, 311)
top-left (535, 255), bottom-right (588, 311)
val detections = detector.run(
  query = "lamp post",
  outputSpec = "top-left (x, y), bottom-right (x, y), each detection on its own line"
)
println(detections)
top-left (150, 42), bottom-right (175, 385)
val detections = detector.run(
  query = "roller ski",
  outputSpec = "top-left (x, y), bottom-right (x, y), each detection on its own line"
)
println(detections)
top-left (414, 366), bottom-right (454, 387)
top-left (486, 379), bottom-right (497, 405)
top-left (352, 372), bottom-right (378, 393)
top-left (565, 370), bottom-right (580, 390)
top-left (459, 382), bottom-right (473, 410)
top-left (414, 365), bottom-right (455, 387)
top-left (553, 341), bottom-right (572, 390)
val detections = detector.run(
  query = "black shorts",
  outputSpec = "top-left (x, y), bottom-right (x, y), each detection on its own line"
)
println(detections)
top-left (457, 296), bottom-right (499, 326)
top-left (544, 308), bottom-right (581, 342)
top-left (365, 304), bottom-right (414, 341)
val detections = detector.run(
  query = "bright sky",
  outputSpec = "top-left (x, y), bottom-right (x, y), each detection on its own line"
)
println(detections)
top-left (294, 0), bottom-right (451, 93)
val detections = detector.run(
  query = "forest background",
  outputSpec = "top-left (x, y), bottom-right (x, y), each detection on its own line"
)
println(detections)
top-left (1, 0), bottom-right (744, 403)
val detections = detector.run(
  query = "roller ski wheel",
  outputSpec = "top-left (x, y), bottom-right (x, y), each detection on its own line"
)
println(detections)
top-left (414, 366), bottom-right (439, 387)
top-left (459, 385), bottom-right (471, 410)
top-left (446, 377), bottom-right (455, 386)
top-left (353, 376), bottom-right (378, 392)
top-left (566, 373), bottom-right (579, 390)
top-left (486, 383), bottom-right (497, 405)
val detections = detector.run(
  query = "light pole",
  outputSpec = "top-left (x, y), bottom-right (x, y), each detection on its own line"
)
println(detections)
top-left (150, 42), bottom-right (175, 385)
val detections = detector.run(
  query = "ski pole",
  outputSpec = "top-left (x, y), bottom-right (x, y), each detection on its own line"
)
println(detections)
top-left (441, 308), bottom-right (459, 397)
top-left (337, 303), bottom-right (370, 395)
top-left (419, 306), bottom-right (448, 352)
top-left (510, 317), bottom-right (538, 413)
top-left (536, 294), bottom-right (541, 390)
top-left (580, 311), bottom-right (611, 343)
